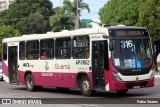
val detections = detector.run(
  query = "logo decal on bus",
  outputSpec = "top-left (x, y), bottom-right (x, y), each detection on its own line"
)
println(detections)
top-left (41, 73), bottom-right (53, 77)
top-left (45, 61), bottom-right (49, 70)
top-left (23, 63), bottom-right (34, 68)
top-left (55, 63), bottom-right (70, 69)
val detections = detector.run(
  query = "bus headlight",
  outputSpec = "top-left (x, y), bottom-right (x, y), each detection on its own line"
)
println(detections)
top-left (112, 72), bottom-right (123, 81)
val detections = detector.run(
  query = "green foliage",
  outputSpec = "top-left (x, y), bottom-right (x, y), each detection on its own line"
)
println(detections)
top-left (0, 25), bottom-right (20, 37)
top-left (80, 22), bottom-right (91, 28)
top-left (0, 25), bottom-right (21, 58)
top-left (99, 0), bottom-right (145, 26)
top-left (138, 0), bottom-right (160, 70)
top-left (99, 0), bottom-right (160, 70)
top-left (157, 61), bottom-right (160, 68)
top-left (63, 0), bottom-right (90, 15)
top-left (0, 0), bottom-right (53, 34)
top-left (49, 0), bottom-right (90, 31)
top-left (49, 15), bottom-right (74, 32)
top-left (15, 13), bottom-right (48, 34)
top-left (62, 0), bottom-right (90, 29)
top-left (138, 0), bottom-right (160, 41)
top-left (49, 7), bottom-right (74, 32)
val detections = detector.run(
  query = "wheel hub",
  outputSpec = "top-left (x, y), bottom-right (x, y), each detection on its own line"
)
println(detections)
top-left (27, 78), bottom-right (33, 88)
top-left (82, 80), bottom-right (90, 92)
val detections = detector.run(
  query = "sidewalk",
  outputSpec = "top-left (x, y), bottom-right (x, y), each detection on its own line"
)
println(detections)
top-left (155, 71), bottom-right (160, 78)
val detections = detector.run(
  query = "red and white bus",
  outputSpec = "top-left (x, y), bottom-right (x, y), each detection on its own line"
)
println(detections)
top-left (2, 26), bottom-right (155, 96)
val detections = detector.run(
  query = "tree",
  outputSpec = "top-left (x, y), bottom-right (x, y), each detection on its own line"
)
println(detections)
top-left (49, 14), bottom-right (74, 32)
top-left (15, 13), bottom-right (48, 34)
top-left (49, 7), bottom-right (74, 32)
top-left (99, 0), bottom-right (160, 71)
top-left (63, 0), bottom-right (90, 29)
top-left (99, 0), bottom-right (145, 26)
top-left (0, 25), bottom-right (20, 58)
top-left (0, 25), bottom-right (20, 37)
top-left (0, 0), bottom-right (53, 34)
top-left (138, 0), bottom-right (160, 71)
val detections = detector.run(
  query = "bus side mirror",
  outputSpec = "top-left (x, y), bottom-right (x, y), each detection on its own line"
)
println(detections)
top-left (109, 42), bottom-right (114, 51)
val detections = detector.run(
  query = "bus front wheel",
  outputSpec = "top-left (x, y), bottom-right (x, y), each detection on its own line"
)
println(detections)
top-left (25, 74), bottom-right (36, 92)
top-left (80, 76), bottom-right (93, 96)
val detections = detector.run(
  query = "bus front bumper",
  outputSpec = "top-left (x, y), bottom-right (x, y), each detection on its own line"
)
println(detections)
top-left (107, 77), bottom-right (154, 91)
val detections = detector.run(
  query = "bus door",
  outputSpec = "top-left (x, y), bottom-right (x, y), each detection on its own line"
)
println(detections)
top-left (8, 46), bottom-right (18, 84)
top-left (92, 41), bottom-right (108, 89)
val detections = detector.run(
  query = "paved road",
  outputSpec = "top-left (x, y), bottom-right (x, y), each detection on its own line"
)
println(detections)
top-left (0, 77), bottom-right (160, 107)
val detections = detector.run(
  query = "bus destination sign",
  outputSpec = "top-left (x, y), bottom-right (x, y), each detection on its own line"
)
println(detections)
top-left (115, 30), bottom-right (144, 36)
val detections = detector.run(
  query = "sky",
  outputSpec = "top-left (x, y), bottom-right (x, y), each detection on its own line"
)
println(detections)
top-left (50, 0), bottom-right (108, 20)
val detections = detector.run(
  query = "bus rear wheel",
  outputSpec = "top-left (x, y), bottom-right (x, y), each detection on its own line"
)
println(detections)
top-left (80, 76), bottom-right (93, 96)
top-left (25, 74), bottom-right (36, 92)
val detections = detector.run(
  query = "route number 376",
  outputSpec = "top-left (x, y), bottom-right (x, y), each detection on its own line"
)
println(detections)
top-left (121, 40), bottom-right (133, 48)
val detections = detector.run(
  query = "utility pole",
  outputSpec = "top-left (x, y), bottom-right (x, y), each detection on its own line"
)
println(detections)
top-left (75, 0), bottom-right (80, 29)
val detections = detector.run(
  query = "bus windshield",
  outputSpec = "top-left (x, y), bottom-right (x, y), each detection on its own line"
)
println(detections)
top-left (112, 38), bottom-right (152, 69)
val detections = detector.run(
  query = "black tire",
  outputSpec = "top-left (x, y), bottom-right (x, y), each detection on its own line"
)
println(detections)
top-left (80, 76), bottom-right (93, 96)
top-left (116, 89), bottom-right (128, 94)
top-left (25, 74), bottom-right (36, 92)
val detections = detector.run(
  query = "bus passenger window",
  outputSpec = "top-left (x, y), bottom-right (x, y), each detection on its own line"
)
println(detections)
top-left (74, 48), bottom-right (83, 58)
top-left (41, 52), bottom-right (47, 59)
top-left (19, 42), bottom-right (25, 60)
top-left (55, 37), bottom-right (71, 59)
top-left (27, 53), bottom-right (34, 60)
top-left (26, 40), bottom-right (39, 60)
top-left (20, 51), bottom-right (25, 60)
top-left (40, 39), bottom-right (54, 59)
top-left (33, 52), bottom-right (39, 59)
top-left (83, 49), bottom-right (89, 58)
top-left (73, 36), bottom-right (89, 59)
top-left (3, 43), bottom-right (7, 60)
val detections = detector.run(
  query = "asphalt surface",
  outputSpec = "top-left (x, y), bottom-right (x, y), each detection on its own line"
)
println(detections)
top-left (0, 72), bottom-right (160, 107)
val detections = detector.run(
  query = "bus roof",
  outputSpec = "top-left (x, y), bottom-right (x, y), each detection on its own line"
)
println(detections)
top-left (2, 26), bottom-right (146, 43)
top-left (3, 27), bottom-right (106, 43)
top-left (107, 26), bottom-right (146, 30)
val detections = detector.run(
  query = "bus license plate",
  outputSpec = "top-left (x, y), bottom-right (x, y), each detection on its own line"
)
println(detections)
top-left (133, 85), bottom-right (140, 89)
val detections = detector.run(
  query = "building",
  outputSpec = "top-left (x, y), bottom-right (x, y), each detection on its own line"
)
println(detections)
top-left (0, 0), bottom-right (15, 11)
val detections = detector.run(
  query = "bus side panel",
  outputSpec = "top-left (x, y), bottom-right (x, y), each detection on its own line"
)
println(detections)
top-left (34, 72), bottom-right (76, 88)
top-left (2, 61), bottom-right (9, 83)
top-left (18, 70), bottom-right (78, 88)
top-left (17, 70), bottom-right (25, 85)
top-left (33, 72), bottom-right (55, 87)
top-left (56, 72), bottom-right (76, 88)
top-left (2, 61), bottom-right (9, 77)
top-left (18, 71), bottom-right (56, 86)
top-left (55, 72), bottom-right (92, 89)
